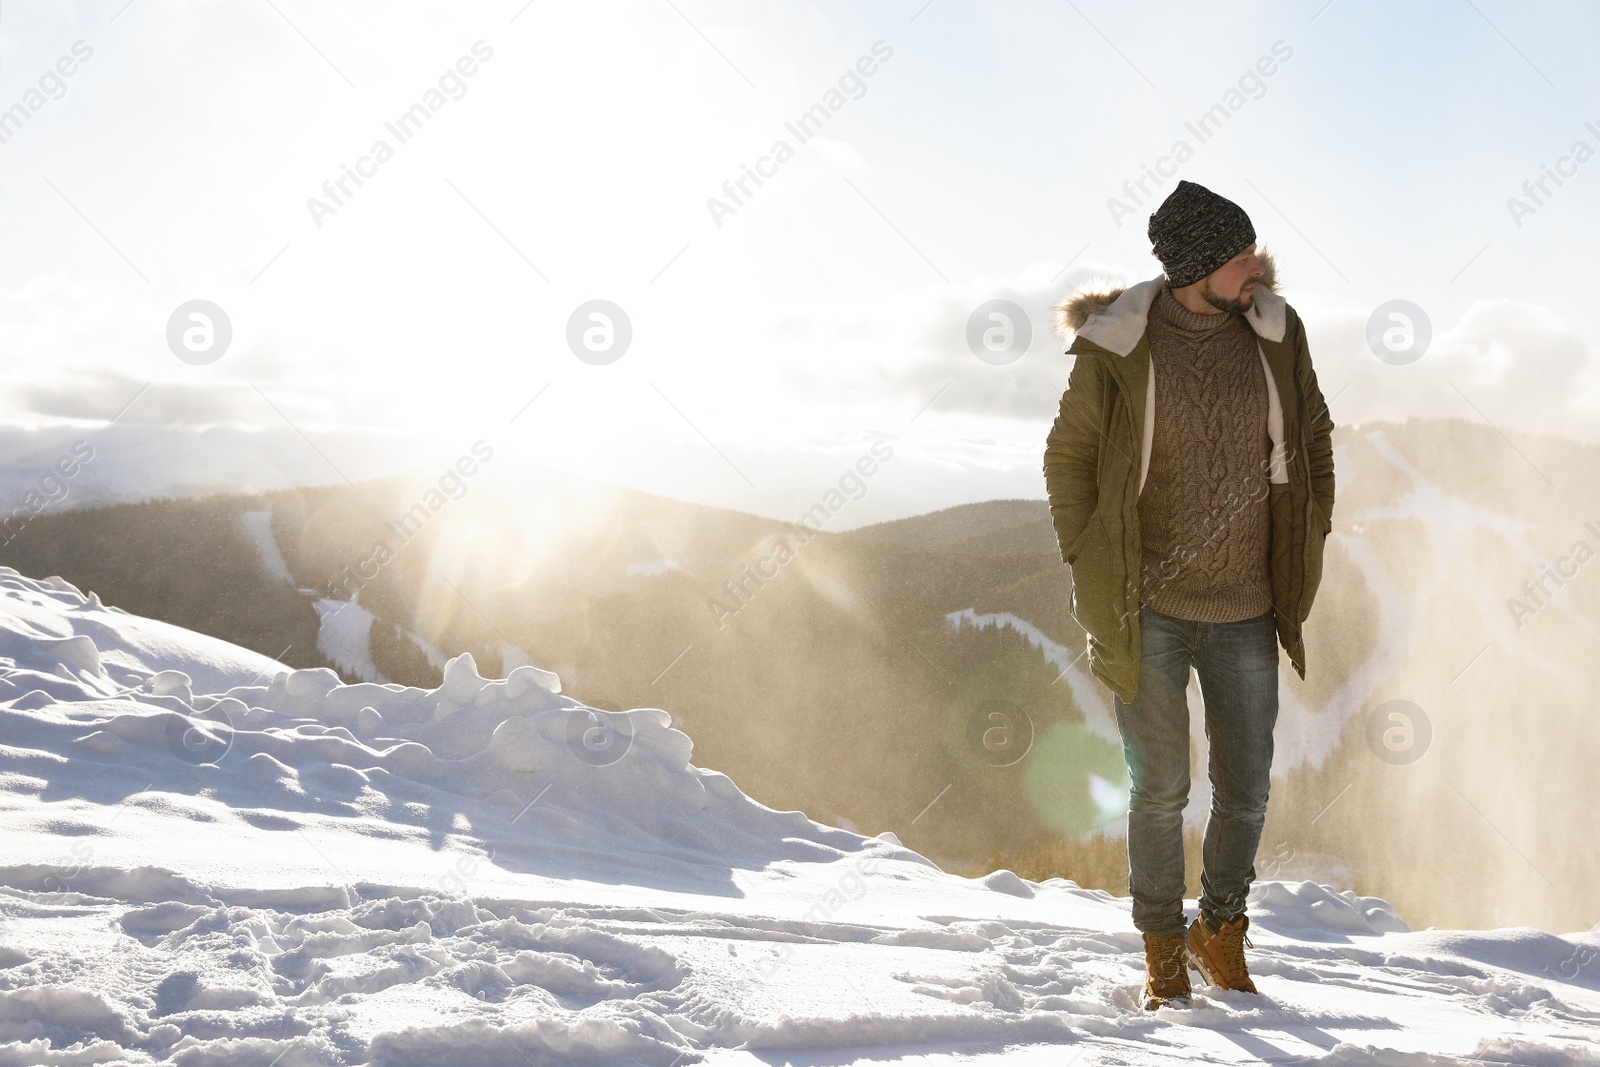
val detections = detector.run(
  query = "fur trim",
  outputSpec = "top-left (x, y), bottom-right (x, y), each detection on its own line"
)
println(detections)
top-left (1053, 247), bottom-right (1279, 340)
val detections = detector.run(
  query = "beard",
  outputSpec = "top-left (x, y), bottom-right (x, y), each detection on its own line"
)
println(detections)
top-left (1199, 280), bottom-right (1253, 315)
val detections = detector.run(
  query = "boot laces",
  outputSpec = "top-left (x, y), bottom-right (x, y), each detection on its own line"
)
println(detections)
top-left (1219, 927), bottom-right (1252, 976)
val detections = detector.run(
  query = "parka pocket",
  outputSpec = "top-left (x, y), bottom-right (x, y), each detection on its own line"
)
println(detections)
top-left (1067, 514), bottom-right (1119, 641)
top-left (1064, 521), bottom-right (1093, 565)
top-left (1301, 496), bottom-right (1331, 619)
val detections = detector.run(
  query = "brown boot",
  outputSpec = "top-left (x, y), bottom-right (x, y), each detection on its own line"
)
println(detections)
top-left (1141, 931), bottom-right (1191, 1010)
top-left (1186, 913), bottom-right (1258, 993)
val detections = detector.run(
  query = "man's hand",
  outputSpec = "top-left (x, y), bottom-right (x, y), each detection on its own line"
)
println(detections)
top-left (1044, 355), bottom-right (1111, 563)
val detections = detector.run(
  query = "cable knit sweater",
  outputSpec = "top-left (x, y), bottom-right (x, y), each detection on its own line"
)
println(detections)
top-left (1136, 284), bottom-right (1273, 622)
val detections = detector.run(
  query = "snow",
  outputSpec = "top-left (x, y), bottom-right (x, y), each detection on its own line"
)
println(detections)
top-left (311, 597), bottom-right (382, 683)
top-left (0, 571), bottom-right (285, 697)
top-left (1271, 428), bottom-right (1574, 774)
top-left (625, 559), bottom-right (682, 578)
top-left (239, 510), bottom-right (296, 587)
top-left (311, 598), bottom-right (463, 686)
top-left (945, 609), bottom-right (1115, 745)
top-left (1, 567), bottom-right (1597, 1065)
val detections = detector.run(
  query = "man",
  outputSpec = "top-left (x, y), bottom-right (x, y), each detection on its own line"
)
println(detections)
top-left (1042, 180), bottom-right (1335, 1010)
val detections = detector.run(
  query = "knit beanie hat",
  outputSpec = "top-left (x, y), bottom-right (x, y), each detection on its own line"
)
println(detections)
top-left (1147, 180), bottom-right (1255, 288)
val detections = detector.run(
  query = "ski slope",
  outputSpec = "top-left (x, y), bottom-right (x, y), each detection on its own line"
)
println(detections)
top-left (0, 568), bottom-right (1595, 1065)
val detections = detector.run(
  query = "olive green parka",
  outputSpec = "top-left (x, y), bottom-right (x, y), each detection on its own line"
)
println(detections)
top-left (1042, 250), bottom-right (1336, 702)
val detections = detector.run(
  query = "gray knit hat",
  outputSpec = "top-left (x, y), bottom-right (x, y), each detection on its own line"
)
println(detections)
top-left (1147, 180), bottom-right (1255, 288)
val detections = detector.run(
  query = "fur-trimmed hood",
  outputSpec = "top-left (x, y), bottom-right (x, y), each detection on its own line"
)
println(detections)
top-left (1052, 247), bottom-right (1285, 354)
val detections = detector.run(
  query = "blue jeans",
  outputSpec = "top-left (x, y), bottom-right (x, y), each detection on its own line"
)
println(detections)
top-left (1113, 604), bottom-right (1279, 936)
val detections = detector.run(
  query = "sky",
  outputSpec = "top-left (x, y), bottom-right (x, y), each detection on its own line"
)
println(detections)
top-left (1, 0), bottom-right (1598, 526)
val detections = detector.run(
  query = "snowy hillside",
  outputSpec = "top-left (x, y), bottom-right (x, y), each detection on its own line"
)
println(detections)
top-left (0, 569), bottom-right (1596, 1066)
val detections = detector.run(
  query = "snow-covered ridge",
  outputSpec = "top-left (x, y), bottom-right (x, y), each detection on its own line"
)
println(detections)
top-left (0, 569), bottom-right (288, 697)
top-left (2, 569), bottom-right (1598, 1065)
top-left (0, 568), bottom-right (912, 890)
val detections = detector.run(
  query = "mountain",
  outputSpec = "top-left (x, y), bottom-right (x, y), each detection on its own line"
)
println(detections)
top-left (2, 567), bottom-right (1597, 1065)
top-left (851, 498), bottom-right (1060, 555)
top-left (2, 418), bottom-right (1598, 935)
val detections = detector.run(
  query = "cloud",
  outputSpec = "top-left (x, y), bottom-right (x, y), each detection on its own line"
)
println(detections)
top-left (1303, 298), bottom-right (1600, 442)
top-left (777, 259), bottom-right (1143, 422)
top-left (831, 256), bottom-right (1600, 443)
top-left (14, 374), bottom-right (264, 429)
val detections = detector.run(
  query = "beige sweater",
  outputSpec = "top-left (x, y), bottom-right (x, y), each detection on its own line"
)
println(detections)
top-left (1136, 285), bottom-right (1273, 622)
